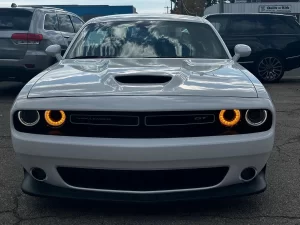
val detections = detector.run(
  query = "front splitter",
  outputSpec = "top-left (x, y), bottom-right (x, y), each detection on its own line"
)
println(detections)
top-left (21, 166), bottom-right (267, 203)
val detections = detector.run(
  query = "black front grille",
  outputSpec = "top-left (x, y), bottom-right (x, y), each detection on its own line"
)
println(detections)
top-left (57, 167), bottom-right (229, 191)
top-left (70, 114), bottom-right (139, 126)
top-left (13, 110), bottom-right (273, 138)
top-left (145, 114), bottom-right (215, 126)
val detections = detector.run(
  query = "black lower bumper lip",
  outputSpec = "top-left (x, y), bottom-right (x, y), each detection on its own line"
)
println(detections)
top-left (21, 167), bottom-right (267, 203)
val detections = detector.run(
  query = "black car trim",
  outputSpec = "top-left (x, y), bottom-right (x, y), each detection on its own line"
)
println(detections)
top-left (144, 114), bottom-right (215, 126)
top-left (13, 109), bottom-right (273, 138)
top-left (21, 166), bottom-right (267, 202)
top-left (70, 114), bottom-right (140, 126)
top-left (239, 61), bottom-right (254, 64)
top-left (286, 55), bottom-right (300, 59)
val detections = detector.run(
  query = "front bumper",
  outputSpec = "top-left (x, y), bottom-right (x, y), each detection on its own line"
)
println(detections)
top-left (22, 166), bottom-right (267, 202)
top-left (13, 129), bottom-right (274, 200)
top-left (11, 96), bottom-right (275, 201)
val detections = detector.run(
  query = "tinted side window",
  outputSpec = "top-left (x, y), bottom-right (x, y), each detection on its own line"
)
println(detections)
top-left (285, 17), bottom-right (300, 33)
top-left (227, 16), bottom-right (258, 35)
top-left (206, 16), bottom-right (229, 34)
top-left (0, 9), bottom-right (33, 31)
top-left (269, 16), bottom-right (293, 34)
top-left (270, 16), bottom-right (300, 34)
top-left (44, 14), bottom-right (58, 31)
top-left (254, 16), bottom-right (270, 34)
top-left (71, 16), bottom-right (84, 32)
top-left (58, 14), bottom-right (74, 33)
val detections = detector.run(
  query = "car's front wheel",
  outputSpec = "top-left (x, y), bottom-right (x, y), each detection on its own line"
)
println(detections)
top-left (255, 54), bottom-right (284, 83)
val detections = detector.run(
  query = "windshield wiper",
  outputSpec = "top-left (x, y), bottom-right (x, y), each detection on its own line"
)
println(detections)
top-left (69, 56), bottom-right (114, 59)
top-left (143, 56), bottom-right (192, 58)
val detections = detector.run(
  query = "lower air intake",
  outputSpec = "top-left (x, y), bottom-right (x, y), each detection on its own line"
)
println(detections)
top-left (57, 167), bottom-right (229, 191)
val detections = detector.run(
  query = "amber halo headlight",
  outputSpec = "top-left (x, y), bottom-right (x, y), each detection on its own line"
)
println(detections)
top-left (245, 109), bottom-right (267, 127)
top-left (18, 110), bottom-right (40, 127)
top-left (219, 109), bottom-right (241, 127)
top-left (44, 110), bottom-right (66, 127)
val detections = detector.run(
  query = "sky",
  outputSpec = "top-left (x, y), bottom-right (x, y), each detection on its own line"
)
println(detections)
top-left (0, 0), bottom-right (169, 13)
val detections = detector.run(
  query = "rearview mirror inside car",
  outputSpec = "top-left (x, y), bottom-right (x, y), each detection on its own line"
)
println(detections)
top-left (45, 44), bottom-right (63, 61)
top-left (233, 44), bottom-right (251, 62)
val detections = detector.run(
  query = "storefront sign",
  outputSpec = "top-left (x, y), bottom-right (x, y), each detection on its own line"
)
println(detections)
top-left (259, 5), bottom-right (292, 13)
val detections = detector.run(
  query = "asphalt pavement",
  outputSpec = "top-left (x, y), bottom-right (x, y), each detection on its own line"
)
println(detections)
top-left (0, 71), bottom-right (300, 225)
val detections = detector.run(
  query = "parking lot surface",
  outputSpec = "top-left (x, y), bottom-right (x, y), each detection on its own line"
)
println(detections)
top-left (0, 72), bottom-right (300, 225)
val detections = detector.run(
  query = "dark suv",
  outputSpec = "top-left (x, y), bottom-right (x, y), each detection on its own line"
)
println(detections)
top-left (0, 6), bottom-right (84, 83)
top-left (204, 13), bottom-right (300, 83)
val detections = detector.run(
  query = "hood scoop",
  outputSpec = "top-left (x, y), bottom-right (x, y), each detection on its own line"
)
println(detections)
top-left (114, 75), bottom-right (172, 85)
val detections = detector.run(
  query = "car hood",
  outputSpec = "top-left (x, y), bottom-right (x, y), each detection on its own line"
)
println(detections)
top-left (27, 58), bottom-right (258, 98)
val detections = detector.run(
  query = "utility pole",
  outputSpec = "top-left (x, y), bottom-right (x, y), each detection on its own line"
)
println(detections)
top-left (180, 0), bottom-right (184, 14)
top-left (219, 0), bottom-right (224, 13)
top-left (165, 6), bottom-right (170, 13)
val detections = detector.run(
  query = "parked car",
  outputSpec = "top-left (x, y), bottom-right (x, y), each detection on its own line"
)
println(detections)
top-left (0, 6), bottom-right (84, 83)
top-left (11, 14), bottom-right (275, 202)
top-left (204, 13), bottom-right (300, 83)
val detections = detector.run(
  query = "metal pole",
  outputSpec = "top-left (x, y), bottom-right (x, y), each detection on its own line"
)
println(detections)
top-left (181, 0), bottom-right (184, 14)
top-left (165, 6), bottom-right (170, 13)
top-left (171, 0), bottom-right (173, 12)
top-left (219, 0), bottom-right (224, 13)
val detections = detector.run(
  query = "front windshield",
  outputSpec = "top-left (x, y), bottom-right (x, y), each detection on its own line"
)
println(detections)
top-left (66, 20), bottom-right (229, 59)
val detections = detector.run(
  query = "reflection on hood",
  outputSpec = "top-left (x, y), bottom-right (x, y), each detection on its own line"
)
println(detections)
top-left (62, 58), bottom-right (228, 74)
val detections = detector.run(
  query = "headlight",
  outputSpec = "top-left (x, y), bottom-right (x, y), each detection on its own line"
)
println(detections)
top-left (245, 109), bottom-right (267, 126)
top-left (18, 110), bottom-right (40, 127)
top-left (44, 110), bottom-right (66, 127)
top-left (219, 109), bottom-right (241, 127)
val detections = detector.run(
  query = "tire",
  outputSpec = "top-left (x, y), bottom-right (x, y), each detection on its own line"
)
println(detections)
top-left (254, 54), bottom-right (285, 83)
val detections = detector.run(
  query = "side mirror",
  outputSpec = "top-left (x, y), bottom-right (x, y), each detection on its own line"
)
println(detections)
top-left (232, 44), bottom-right (251, 62)
top-left (45, 44), bottom-right (63, 61)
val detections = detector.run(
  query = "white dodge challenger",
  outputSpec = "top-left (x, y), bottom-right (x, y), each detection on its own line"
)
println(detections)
top-left (10, 14), bottom-right (275, 202)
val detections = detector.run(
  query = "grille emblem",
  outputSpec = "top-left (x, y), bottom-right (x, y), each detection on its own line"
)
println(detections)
top-left (194, 116), bottom-right (209, 121)
top-left (145, 114), bottom-right (215, 126)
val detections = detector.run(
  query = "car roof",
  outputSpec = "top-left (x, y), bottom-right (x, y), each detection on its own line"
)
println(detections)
top-left (0, 6), bottom-right (70, 13)
top-left (88, 13), bottom-right (209, 24)
top-left (0, 7), bottom-right (35, 12)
